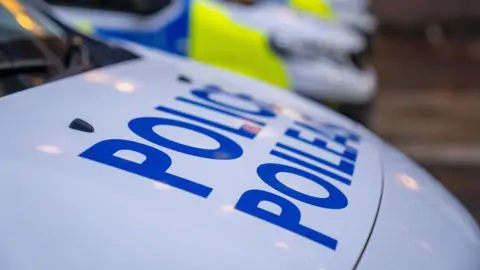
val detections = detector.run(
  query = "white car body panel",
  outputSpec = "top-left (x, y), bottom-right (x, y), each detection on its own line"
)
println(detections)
top-left (327, 0), bottom-right (371, 13)
top-left (285, 58), bottom-right (376, 103)
top-left (355, 136), bottom-right (480, 270)
top-left (0, 51), bottom-right (381, 269)
top-left (0, 37), bottom-right (479, 270)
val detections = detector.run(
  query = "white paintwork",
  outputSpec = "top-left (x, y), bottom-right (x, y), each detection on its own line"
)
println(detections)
top-left (285, 58), bottom-right (376, 103)
top-left (0, 34), bottom-right (479, 270)
top-left (327, 0), bottom-right (371, 13)
top-left (0, 45), bottom-right (380, 269)
top-left (354, 126), bottom-right (480, 270)
top-left (132, 48), bottom-right (480, 270)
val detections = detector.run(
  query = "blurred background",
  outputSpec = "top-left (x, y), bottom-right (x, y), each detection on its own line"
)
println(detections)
top-left (371, 0), bottom-right (480, 222)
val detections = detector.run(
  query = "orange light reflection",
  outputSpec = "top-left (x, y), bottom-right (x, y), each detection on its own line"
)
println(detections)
top-left (1, 0), bottom-right (44, 35)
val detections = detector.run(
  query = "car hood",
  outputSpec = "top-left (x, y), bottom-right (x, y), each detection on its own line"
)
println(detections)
top-left (353, 128), bottom-right (480, 270)
top-left (0, 52), bottom-right (382, 269)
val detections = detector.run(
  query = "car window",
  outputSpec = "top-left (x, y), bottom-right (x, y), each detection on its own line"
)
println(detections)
top-left (46, 0), bottom-right (173, 15)
top-left (0, 0), bottom-right (65, 42)
top-left (0, 0), bottom-right (138, 97)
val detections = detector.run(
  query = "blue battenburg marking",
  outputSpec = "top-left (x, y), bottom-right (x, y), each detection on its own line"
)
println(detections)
top-left (95, 0), bottom-right (191, 56)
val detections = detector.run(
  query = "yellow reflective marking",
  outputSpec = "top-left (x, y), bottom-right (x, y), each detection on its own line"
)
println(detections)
top-left (189, 0), bottom-right (290, 88)
top-left (288, 0), bottom-right (335, 20)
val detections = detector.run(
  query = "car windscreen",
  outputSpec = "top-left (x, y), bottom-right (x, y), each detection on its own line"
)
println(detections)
top-left (0, 0), bottom-right (139, 97)
top-left (45, 0), bottom-right (173, 15)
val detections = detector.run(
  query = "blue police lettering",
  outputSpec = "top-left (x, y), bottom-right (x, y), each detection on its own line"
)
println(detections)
top-left (79, 84), bottom-right (359, 250)
top-left (80, 139), bottom-right (212, 198)
top-left (294, 121), bottom-right (359, 147)
top-left (276, 142), bottom-right (355, 176)
top-left (321, 123), bottom-right (361, 143)
top-left (176, 97), bottom-right (266, 126)
top-left (289, 123), bottom-right (358, 162)
top-left (270, 149), bottom-right (352, 186)
top-left (235, 189), bottom-right (338, 250)
top-left (257, 163), bottom-right (348, 209)
top-left (156, 105), bottom-right (261, 139)
top-left (129, 117), bottom-right (243, 160)
top-left (191, 85), bottom-right (277, 117)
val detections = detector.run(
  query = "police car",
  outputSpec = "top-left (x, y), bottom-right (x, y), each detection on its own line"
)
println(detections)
top-left (44, 0), bottom-right (377, 126)
top-left (2, 1), bottom-right (480, 269)
top-left (222, 0), bottom-right (377, 40)
top-left (225, 0), bottom-right (377, 54)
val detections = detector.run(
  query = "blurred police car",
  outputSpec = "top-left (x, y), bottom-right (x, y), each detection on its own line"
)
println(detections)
top-left (1, 1), bottom-right (479, 270)
top-left (256, 0), bottom-right (377, 35)
top-left (225, 0), bottom-right (377, 54)
top-left (44, 0), bottom-right (377, 126)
